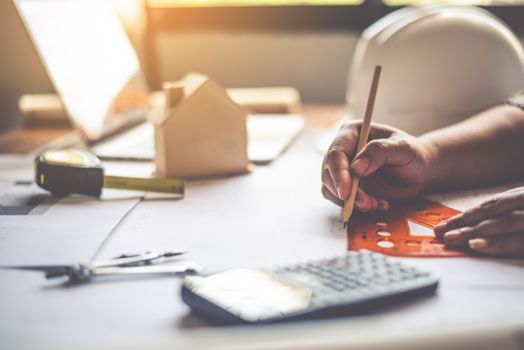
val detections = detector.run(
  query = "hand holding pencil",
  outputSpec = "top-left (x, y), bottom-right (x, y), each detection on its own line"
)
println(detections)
top-left (321, 65), bottom-right (433, 223)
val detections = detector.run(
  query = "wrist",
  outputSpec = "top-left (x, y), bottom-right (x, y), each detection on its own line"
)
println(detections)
top-left (418, 136), bottom-right (442, 192)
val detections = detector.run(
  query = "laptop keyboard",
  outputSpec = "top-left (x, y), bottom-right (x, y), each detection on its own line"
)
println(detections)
top-left (93, 123), bottom-right (155, 160)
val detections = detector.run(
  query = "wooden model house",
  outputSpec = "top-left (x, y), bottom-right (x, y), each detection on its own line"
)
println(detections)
top-left (151, 73), bottom-right (250, 179)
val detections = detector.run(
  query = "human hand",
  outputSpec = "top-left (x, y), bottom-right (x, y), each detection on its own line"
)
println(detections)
top-left (434, 187), bottom-right (524, 257)
top-left (321, 121), bottom-right (435, 212)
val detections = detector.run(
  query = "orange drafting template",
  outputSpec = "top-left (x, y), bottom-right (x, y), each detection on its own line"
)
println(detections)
top-left (347, 199), bottom-right (468, 257)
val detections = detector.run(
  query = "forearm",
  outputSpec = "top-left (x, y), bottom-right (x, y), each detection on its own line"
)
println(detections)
top-left (421, 105), bottom-right (524, 192)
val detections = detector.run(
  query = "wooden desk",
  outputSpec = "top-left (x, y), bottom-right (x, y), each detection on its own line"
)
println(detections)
top-left (0, 127), bottom-right (74, 154)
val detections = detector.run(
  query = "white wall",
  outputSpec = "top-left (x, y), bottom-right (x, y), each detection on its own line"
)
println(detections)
top-left (155, 31), bottom-right (359, 103)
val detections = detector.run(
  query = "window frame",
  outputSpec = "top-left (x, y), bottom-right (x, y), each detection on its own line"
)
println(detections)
top-left (146, 2), bottom-right (524, 33)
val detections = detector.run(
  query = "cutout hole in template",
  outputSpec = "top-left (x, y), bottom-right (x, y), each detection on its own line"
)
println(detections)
top-left (377, 240), bottom-right (395, 248)
top-left (376, 222), bottom-right (388, 229)
top-left (376, 230), bottom-right (391, 237)
top-left (407, 220), bottom-right (435, 237)
top-left (405, 240), bottom-right (421, 246)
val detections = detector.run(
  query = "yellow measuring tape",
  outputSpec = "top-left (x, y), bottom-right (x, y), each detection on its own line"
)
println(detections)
top-left (36, 148), bottom-right (185, 197)
top-left (103, 176), bottom-right (184, 195)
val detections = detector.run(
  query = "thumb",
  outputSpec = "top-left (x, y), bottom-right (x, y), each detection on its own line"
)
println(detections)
top-left (351, 138), bottom-right (415, 177)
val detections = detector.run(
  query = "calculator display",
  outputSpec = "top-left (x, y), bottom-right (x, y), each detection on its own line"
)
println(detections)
top-left (183, 269), bottom-right (312, 321)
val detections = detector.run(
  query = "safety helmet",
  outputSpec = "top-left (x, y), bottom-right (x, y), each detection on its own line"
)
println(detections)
top-left (347, 5), bottom-right (524, 135)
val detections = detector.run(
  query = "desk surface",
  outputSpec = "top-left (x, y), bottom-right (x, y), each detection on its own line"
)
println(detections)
top-left (0, 105), bottom-right (344, 155)
top-left (1, 106), bottom-right (524, 350)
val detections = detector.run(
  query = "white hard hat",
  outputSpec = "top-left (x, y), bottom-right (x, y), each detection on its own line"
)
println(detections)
top-left (347, 5), bottom-right (524, 135)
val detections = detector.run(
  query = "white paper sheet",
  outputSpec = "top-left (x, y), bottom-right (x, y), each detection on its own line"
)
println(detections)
top-left (0, 184), bottom-right (142, 265)
top-left (0, 155), bottom-right (143, 265)
top-left (429, 183), bottom-right (524, 212)
top-left (96, 150), bottom-right (348, 272)
top-left (0, 154), bottom-right (36, 182)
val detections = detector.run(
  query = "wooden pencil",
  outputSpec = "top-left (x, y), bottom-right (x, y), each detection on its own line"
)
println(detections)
top-left (343, 65), bottom-right (382, 228)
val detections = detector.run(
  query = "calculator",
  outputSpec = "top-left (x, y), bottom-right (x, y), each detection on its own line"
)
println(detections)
top-left (181, 251), bottom-right (438, 324)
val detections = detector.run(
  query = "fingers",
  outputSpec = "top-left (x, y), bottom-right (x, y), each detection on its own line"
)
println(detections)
top-left (321, 184), bottom-right (389, 212)
top-left (321, 168), bottom-right (338, 201)
top-left (322, 185), bottom-right (344, 207)
top-left (351, 138), bottom-right (417, 178)
top-left (431, 187), bottom-right (524, 257)
top-left (321, 121), bottom-right (412, 210)
top-left (325, 148), bottom-right (351, 200)
top-left (439, 210), bottom-right (524, 247)
top-left (434, 189), bottom-right (524, 237)
top-left (323, 124), bottom-right (359, 200)
top-left (355, 188), bottom-right (389, 212)
top-left (468, 234), bottom-right (524, 257)
top-left (323, 124), bottom-right (413, 200)
top-left (323, 150), bottom-right (383, 210)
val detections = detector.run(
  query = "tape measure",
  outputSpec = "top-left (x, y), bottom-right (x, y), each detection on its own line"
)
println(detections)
top-left (347, 199), bottom-right (467, 257)
top-left (35, 149), bottom-right (184, 197)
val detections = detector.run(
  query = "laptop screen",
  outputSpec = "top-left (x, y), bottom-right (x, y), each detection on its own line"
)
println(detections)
top-left (16, 0), bottom-right (149, 142)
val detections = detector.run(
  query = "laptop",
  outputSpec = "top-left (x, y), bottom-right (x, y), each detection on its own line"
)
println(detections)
top-left (15, 0), bottom-right (304, 164)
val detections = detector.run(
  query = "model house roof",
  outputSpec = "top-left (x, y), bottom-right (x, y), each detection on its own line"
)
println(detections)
top-left (150, 73), bottom-right (248, 126)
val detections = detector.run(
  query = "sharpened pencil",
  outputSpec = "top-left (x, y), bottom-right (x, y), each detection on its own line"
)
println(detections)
top-left (343, 65), bottom-right (382, 228)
